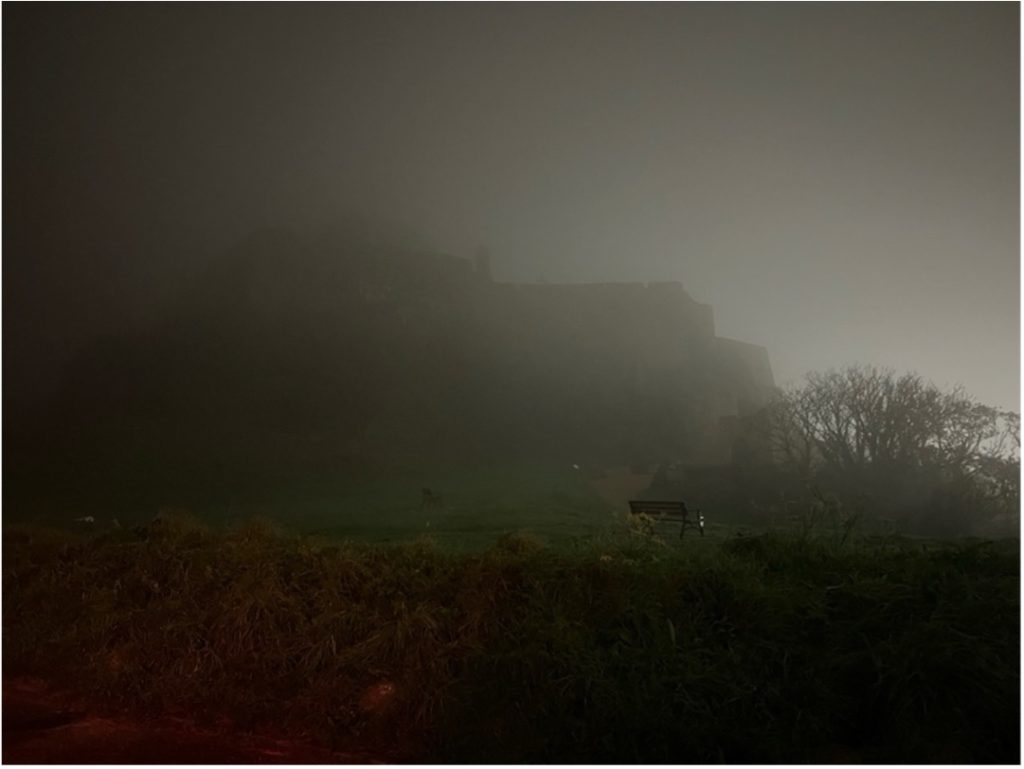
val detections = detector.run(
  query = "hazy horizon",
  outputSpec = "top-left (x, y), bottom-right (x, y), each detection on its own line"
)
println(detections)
top-left (4, 2), bottom-right (1020, 410)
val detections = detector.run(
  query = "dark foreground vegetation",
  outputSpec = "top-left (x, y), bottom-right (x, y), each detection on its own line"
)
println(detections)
top-left (4, 515), bottom-right (1019, 763)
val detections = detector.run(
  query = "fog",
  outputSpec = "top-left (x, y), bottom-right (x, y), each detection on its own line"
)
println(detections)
top-left (3, 2), bottom-right (1020, 531)
top-left (3, 7), bottom-right (1021, 761)
top-left (5, 3), bottom-right (1018, 410)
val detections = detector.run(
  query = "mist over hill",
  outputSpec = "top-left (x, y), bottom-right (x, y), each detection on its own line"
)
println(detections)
top-left (8, 227), bottom-right (775, 516)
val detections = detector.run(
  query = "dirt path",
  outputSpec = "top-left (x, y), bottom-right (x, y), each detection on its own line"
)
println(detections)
top-left (2, 678), bottom-right (379, 764)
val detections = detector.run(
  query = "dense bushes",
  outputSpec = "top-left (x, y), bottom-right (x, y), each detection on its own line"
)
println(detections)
top-left (3, 516), bottom-right (1019, 762)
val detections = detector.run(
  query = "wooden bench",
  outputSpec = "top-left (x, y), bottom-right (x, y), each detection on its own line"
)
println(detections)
top-left (628, 499), bottom-right (705, 538)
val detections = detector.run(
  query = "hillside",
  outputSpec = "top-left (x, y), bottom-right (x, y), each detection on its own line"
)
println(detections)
top-left (7, 230), bottom-right (775, 516)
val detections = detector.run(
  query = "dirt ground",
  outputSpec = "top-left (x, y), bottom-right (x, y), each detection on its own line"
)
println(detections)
top-left (2, 678), bottom-right (378, 764)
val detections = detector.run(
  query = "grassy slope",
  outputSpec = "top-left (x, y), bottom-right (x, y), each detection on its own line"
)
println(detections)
top-left (8, 462), bottom-right (625, 551)
top-left (259, 463), bottom-right (620, 550)
top-left (3, 515), bottom-right (1019, 763)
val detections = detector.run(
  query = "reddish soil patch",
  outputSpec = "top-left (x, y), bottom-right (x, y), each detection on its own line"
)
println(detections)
top-left (2, 678), bottom-right (379, 764)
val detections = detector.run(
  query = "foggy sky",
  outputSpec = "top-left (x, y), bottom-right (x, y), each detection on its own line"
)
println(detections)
top-left (4, 3), bottom-right (1019, 410)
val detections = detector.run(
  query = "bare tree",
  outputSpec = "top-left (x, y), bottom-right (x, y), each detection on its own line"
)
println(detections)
top-left (760, 365), bottom-right (1019, 530)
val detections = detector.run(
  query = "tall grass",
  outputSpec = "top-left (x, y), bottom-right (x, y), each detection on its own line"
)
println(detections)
top-left (3, 513), bottom-right (1019, 762)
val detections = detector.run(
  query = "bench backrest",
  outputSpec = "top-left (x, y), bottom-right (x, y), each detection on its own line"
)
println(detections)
top-left (628, 500), bottom-right (689, 520)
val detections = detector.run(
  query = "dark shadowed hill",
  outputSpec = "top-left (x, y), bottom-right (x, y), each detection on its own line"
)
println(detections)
top-left (7, 230), bottom-right (774, 515)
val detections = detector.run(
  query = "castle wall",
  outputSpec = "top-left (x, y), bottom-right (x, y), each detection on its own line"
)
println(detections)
top-left (471, 278), bottom-right (774, 466)
top-left (226, 242), bottom-right (775, 467)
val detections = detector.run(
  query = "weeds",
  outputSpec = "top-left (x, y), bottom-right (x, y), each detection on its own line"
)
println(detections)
top-left (3, 520), bottom-right (1019, 762)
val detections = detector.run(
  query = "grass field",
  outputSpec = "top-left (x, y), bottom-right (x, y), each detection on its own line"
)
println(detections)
top-left (7, 461), bottom-right (852, 551)
top-left (3, 501), bottom-right (1019, 763)
top-left (255, 463), bottom-right (621, 550)
top-left (9, 462), bottom-right (640, 550)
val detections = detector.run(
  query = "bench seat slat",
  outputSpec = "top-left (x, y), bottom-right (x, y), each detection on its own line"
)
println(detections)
top-left (629, 501), bottom-right (688, 513)
top-left (628, 499), bottom-right (705, 537)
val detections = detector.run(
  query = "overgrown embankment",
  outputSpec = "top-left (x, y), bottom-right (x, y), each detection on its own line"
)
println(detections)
top-left (3, 517), bottom-right (1019, 762)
